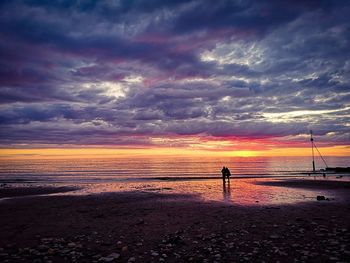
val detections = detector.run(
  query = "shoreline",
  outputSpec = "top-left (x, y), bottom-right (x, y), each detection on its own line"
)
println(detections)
top-left (1, 173), bottom-right (349, 185)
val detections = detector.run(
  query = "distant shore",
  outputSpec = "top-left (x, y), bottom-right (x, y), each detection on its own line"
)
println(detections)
top-left (0, 178), bottom-right (349, 262)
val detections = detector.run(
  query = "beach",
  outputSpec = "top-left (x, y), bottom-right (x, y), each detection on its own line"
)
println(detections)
top-left (1, 177), bottom-right (349, 263)
top-left (1, 0), bottom-right (350, 262)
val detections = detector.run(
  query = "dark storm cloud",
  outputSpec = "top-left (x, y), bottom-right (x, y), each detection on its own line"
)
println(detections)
top-left (0, 0), bottom-right (349, 146)
top-left (170, 0), bottom-right (327, 34)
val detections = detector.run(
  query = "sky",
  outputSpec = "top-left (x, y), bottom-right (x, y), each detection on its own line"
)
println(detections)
top-left (0, 0), bottom-right (349, 158)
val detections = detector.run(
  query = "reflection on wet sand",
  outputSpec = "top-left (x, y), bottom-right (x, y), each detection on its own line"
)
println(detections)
top-left (25, 177), bottom-right (343, 206)
top-left (222, 180), bottom-right (231, 202)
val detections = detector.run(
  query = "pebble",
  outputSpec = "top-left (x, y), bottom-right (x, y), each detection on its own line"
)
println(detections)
top-left (107, 253), bottom-right (120, 259)
top-left (0, 216), bottom-right (348, 263)
top-left (67, 242), bottom-right (76, 248)
top-left (98, 257), bottom-right (114, 262)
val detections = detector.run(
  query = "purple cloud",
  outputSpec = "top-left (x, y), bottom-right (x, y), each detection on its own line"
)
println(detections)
top-left (0, 0), bottom-right (349, 147)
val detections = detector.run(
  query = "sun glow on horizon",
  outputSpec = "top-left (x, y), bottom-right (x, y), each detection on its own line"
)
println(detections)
top-left (0, 145), bottom-right (348, 159)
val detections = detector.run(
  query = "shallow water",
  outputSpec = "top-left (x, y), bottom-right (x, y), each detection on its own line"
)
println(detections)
top-left (66, 177), bottom-right (342, 206)
top-left (3, 176), bottom-right (346, 207)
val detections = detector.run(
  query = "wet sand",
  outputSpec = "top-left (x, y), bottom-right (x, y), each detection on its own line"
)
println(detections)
top-left (0, 186), bottom-right (79, 199)
top-left (0, 178), bottom-right (349, 262)
top-left (256, 178), bottom-right (350, 190)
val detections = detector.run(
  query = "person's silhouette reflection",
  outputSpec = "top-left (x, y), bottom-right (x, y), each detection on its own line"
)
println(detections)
top-left (223, 180), bottom-right (231, 202)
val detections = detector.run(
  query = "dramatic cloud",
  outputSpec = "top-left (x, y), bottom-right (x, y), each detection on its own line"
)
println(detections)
top-left (0, 0), bottom-right (349, 150)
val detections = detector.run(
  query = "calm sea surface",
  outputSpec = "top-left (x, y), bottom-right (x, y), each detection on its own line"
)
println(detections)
top-left (0, 156), bottom-right (349, 184)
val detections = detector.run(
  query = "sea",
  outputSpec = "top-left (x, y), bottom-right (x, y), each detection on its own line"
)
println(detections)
top-left (0, 156), bottom-right (349, 184)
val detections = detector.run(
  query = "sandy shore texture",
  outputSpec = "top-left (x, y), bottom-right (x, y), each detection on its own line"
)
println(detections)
top-left (0, 179), bottom-right (349, 262)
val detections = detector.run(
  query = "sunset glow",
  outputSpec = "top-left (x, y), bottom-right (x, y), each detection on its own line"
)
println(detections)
top-left (1, 145), bottom-right (348, 159)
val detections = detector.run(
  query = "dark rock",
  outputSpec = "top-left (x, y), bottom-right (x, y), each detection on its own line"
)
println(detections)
top-left (317, 195), bottom-right (326, 201)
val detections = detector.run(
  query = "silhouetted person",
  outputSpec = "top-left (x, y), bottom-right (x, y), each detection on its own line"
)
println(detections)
top-left (226, 167), bottom-right (231, 182)
top-left (221, 166), bottom-right (226, 184)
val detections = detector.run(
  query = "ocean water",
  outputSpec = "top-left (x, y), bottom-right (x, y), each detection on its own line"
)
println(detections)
top-left (0, 156), bottom-right (349, 205)
top-left (0, 156), bottom-right (349, 184)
